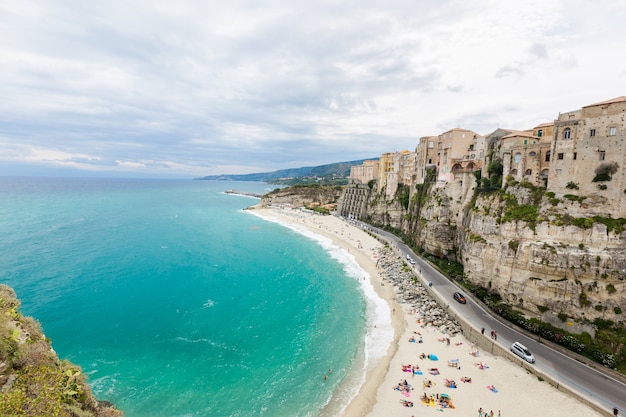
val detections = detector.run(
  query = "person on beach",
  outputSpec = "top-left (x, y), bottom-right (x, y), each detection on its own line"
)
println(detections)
top-left (481, 327), bottom-right (485, 335)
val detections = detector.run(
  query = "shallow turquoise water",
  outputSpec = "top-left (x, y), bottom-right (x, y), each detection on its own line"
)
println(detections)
top-left (0, 178), bottom-right (371, 417)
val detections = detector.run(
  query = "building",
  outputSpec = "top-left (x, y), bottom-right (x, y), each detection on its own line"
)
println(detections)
top-left (376, 151), bottom-right (417, 198)
top-left (435, 128), bottom-right (480, 187)
top-left (548, 96), bottom-right (626, 216)
top-left (349, 159), bottom-right (379, 185)
top-left (337, 179), bottom-right (372, 220)
top-left (500, 128), bottom-right (552, 187)
top-left (415, 136), bottom-right (438, 185)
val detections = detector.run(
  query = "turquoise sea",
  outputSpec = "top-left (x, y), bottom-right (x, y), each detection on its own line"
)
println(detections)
top-left (0, 177), bottom-right (391, 417)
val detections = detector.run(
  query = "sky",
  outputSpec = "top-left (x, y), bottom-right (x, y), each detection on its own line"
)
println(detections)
top-left (1, 0), bottom-right (625, 179)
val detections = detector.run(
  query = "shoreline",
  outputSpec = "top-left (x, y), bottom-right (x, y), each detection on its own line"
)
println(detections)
top-left (246, 206), bottom-right (401, 416)
top-left (247, 206), bottom-right (605, 417)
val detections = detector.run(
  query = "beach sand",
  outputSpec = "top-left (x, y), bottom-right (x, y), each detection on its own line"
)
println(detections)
top-left (249, 207), bottom-right (605, 417)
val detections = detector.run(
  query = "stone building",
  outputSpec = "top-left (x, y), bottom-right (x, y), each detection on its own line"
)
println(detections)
top-left (501, 129), bottom-right (552, 187)
top-left (548, 96), bottom-right (626, 216)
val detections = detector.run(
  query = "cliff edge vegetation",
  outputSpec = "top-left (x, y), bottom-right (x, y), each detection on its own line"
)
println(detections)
top-left (0, 284), bottom-right (122, 417)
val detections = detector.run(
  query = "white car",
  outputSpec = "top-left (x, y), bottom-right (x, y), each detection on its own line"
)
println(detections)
top-left (510, 342), bottom-right (535, 363)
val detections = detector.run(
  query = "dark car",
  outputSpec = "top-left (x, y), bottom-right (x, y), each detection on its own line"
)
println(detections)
top-left (453, 292), bottom-right (467, 304)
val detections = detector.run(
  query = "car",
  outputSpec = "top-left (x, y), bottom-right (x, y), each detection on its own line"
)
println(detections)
top-left (453, 292), bottom-right (466, 304)
top-left (510, 342), bottom-right (535, 363)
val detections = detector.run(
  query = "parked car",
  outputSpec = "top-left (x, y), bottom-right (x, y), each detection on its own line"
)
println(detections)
top-left (453, 292), bottom-right (466, 304)
top-left (510, 342), bottom-right (535, 363)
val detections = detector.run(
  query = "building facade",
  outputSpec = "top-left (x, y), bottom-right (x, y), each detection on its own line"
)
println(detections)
top-left (548, 96), bottom-right (626, 216)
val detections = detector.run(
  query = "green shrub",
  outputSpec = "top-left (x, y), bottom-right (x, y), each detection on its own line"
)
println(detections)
top-left (566, 181), bottom-right (579, 190)
top-left (606, 283), bottom-right (617, 294)
top-left (593, 162), bottom-right (619, 182)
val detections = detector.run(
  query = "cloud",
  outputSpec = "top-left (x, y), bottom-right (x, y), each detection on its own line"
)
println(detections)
top-left (0, 0), bottom-right (625, 177)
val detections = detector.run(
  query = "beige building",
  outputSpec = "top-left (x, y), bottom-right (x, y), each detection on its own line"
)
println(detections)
top-left (376, 150), bottom-right (417, 198)
top-left (349, 159), bottom-right (379, 185)
top-left (548, 96), bottom-right (626, 216)
top-left (415, 136), bottom-right (438, 184)
top-left (435, 128), bottom-right (480, 187)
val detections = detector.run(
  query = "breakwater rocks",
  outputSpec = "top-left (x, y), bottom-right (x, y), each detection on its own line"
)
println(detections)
top-left (375, 247), bottom-right (462, 336)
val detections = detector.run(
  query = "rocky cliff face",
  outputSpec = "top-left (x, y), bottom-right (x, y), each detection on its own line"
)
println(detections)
top-left (365, 175), bottom-right (626, 325)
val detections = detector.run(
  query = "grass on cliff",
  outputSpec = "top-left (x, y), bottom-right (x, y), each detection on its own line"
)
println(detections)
top-left (0, 285), bottom-right (122, 417)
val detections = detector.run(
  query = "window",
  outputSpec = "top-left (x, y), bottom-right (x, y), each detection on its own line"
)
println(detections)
top-left (537, 129), bottom-right (543, 137)
top-left (529, 151), bottom-right (537, 157)
top-left (525, 169), bottom-right (532, 175)
top-left (524, 140), bottom-right (528, 144)
top-left (609, 127), bottom-right (617, 136)
top-left (558, 153), bottom-right (564, 160)
top-left (428, 141), bottom-right (434, 148)
top-left (599, 150), bottom-right (606, 161)
top-left (573, 152), bottom-right (577, 160)
top-left (514, 152), bottom-right (521, 163)
top-left (590, 129), bottom-right (596, 137)
top-left (545, 151), bottom-right (551, 162)
top-left (563, 128), bottom-right (571, 139)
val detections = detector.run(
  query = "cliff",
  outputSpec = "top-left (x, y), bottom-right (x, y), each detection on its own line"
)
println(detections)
top-left (0, 284), bottom-right (122, 417)
top-left (256, 184), bottom-right (343, 209)
top-left (261, 180), bottom-right (625, 368)
top-left (365, 175), bottom-right (626, 325)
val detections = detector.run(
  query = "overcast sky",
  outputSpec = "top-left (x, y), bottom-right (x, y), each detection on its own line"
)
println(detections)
top-left (1, 1), bottom-right (625, 178)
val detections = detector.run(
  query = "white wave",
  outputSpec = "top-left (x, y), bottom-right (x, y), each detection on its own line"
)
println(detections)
top-left (202, 299), bottom-right (216, 308)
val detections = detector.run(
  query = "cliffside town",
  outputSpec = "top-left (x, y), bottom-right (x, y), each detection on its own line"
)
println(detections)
top-left (338, 96), bottom-right (626, 329)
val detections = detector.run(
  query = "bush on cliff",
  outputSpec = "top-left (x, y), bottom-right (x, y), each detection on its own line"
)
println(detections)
top-left (0, 284), bottom-right (122, 417)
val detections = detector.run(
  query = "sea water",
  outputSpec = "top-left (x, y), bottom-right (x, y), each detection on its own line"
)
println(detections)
top-left (0, 177), bottom-right (391, 417)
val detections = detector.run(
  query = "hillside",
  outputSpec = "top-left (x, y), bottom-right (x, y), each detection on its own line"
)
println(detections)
top-left (0, 285), bottom-right (122, 416)
top-left (196, 158), bottom-right (377, 185)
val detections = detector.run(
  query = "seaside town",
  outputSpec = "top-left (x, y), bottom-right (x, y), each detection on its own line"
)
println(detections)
top-left (339, 96), bottom-right (626, 219)
top-left (256, 95), bottom-right (626, 416)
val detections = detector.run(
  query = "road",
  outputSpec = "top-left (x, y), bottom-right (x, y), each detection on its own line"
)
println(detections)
top-left (368, 225), bottom-right (625, 416)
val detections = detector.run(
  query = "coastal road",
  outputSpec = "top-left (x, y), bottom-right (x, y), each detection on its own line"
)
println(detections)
top-left (364, 224), bottom-right (625, 416)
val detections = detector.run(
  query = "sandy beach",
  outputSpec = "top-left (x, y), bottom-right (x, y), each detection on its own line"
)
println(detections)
top-left (249, 206), bottom-right (605, 417)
